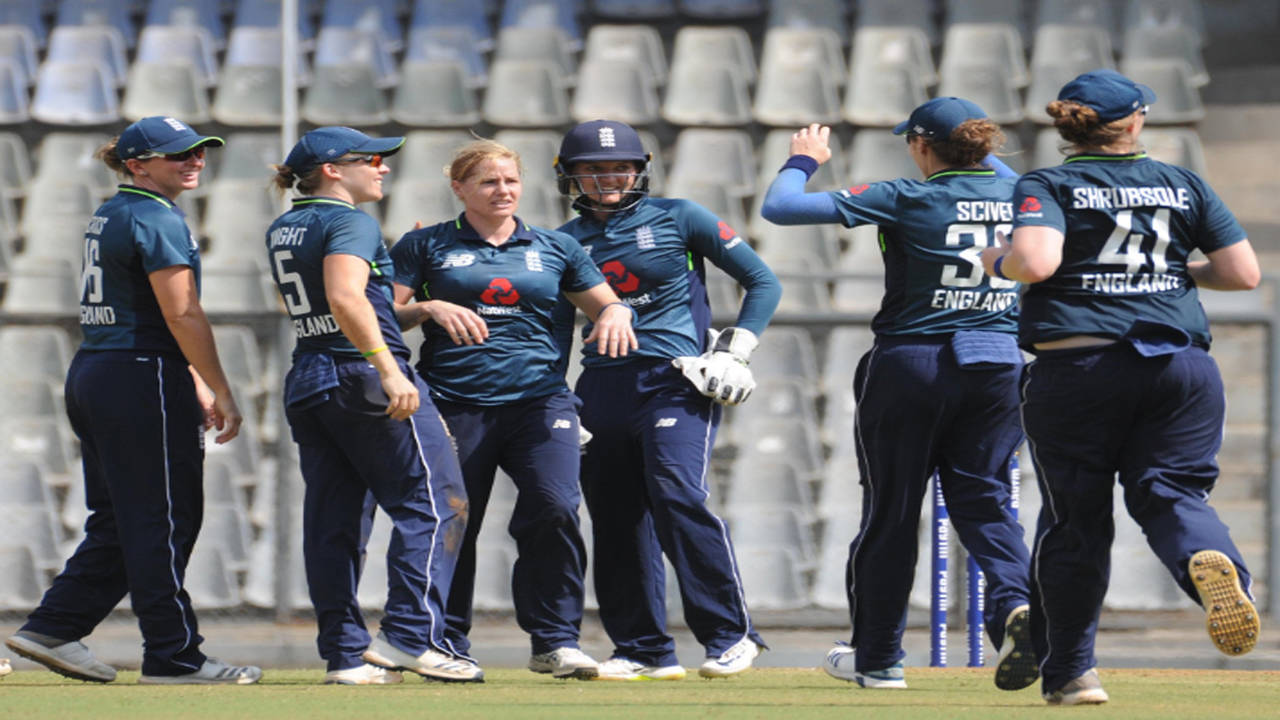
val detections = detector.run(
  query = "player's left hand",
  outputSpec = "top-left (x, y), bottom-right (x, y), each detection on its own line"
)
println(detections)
top-left (789, 123), bottom-right (832, 165)
top-left (583, 302), bottom-right (638, 357)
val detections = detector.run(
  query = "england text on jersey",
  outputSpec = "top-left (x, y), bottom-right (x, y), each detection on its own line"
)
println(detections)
top-left (293, 313), bottom-right (340, 337)
top-left (1071, 186), bottom-right (1191, 211)
top-left (1081, 272), bottom-right (1183, 294)
top-left (930, 289), bottom-right (1018, 312)
top-left (79, 305), bottom-right (117, 325)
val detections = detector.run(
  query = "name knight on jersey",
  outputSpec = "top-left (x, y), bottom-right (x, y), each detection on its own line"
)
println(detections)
top-left (1071, 186), bottom-right (1191, 210)
top-left (293, 313), bottom-right (340, 337)
top-left (269, 225), bottom-right (307, 247)
top-left (1081, 272), bottom-right (1183, 294)
top-left (930, 289), bottom-right (1017, 312)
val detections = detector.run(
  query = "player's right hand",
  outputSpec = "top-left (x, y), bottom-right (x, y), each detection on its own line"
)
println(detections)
top-left (790, 123), bottom-right (832, 165)
top-left (380, 371), bottom-right (420, 421)
top-left (211, 392), bottom-right (243, 444)
top-left (425, 300), bottom-right (489, 346)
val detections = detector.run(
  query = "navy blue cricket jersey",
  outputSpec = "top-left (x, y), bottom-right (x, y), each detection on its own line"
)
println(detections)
top-left (265, 197), bottom-right (409, 359)
top-left (390, 215), bottom-right (605, 405)
top-left (829, 169), bottom-right (1020, 336)
top-left (79, 185), bottom-right (200, 353)
top-left (555, 197), bottom-right (780, 365)
top-left (1012, 152), bottom-right (1246, 348)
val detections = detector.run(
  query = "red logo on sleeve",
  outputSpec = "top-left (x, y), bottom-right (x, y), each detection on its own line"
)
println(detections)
top-left (602, 260), bottom-right (641, 293)
top-left (717, 220), bottom-right (737, 241)
top-left (848, 184), bottom-right (870, 195)
top-left (479, 277), bottom-right (520, 305)
top-left (1019, 196), bottom-right (1042, 212)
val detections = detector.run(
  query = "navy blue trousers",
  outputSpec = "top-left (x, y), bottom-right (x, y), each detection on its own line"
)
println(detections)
top-left (436, 391), bottom-right (589, 656)
top-left (576, 360), bottom-right (764, 666)
top-left (287, 358), bottom-right (468, 671)
top-left (1022, 343), bottom-right (1253, 693)
top-left (23, 350), bottom-right (208, 676)
top-left (846, 337), bottom-right (1030, 673)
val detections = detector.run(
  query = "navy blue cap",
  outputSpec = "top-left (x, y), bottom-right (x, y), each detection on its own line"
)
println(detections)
top-left (556, 120), bottom-right (649, 166)
top-left (284, 126), bottom-right (405, 175)
top-left (1058, 69), bottom-right (1157, 123)
top-left (117, 116), bottom-right (223, 160)
top-left (893, 97), bottom-right (988, 138)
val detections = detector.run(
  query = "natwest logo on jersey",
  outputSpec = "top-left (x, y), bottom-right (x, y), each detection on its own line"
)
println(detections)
top-left (1019, 196), bottom-right (1042, 212)
top-left (602, 260), bottom-right (640, 293)
top-left (479, 277), bottom-right (520, 305)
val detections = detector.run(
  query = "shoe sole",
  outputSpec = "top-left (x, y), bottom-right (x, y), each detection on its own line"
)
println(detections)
top-left (994, 609), bottom-right (1039, 691)
top-left (854, 676), bottom-right (907, 689)
top-left (1046, 689), bottom-right (1109, 705)
top-left (138, 675), bottom-right (260, 685)
top-left (698, 665), bottom-right (750, 678)
top-left (593, 670), bottom-right (687, 682)
top-left (553, 666), bottom-right (599, 680)
top-left (364, 648), bottom-right (484, 683)
top-left (4, 636), bottom-right (114, 683)
top-left (1189, 550), bottom-right (1260, 656)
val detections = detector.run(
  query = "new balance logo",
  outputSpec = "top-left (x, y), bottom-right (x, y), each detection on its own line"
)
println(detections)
top-left (655, 418), bottom-right (677, 428)
top-left (552, 419), bottom-right (572, 430)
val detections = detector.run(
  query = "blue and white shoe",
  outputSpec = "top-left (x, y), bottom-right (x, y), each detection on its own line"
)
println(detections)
top-left (822, 643), bottom-right (907, 689)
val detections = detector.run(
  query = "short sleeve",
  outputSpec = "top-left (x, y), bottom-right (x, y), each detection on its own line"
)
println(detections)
top-left (133, 211), bottom-right (194, 273)
top-left (389, 229), bottom-right (429, 296)
top-left (324, 210), bottom-right (383, 262)
top-left (1011, 173), bottom-right (1065, 231)
top-left (829, 182), bottom-right (901, 228)
top-left (1192, 175), bottom-right (1247, 253)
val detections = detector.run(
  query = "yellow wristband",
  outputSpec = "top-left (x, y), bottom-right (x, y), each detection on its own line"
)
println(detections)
top-left (360, 345), bottom-right (388, 358)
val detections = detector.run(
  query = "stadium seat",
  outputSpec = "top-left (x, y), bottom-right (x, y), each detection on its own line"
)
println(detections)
top-left (811, 520), bottom-right (852, 608)
top-left (940, 23), bottom-right (1029, 88)
top-left (755, 128), bottom-right (847, 196)
top-left (659, 178), bottom-right (748, 236)
top-left (946, 0), bottom-right (1029, 38)
top-left (395, 129), bottom-right (474, 184)
top-left (856, 0), bottom-right (939, 46)
top-left (392, 60), bottom-right (481, 127)
top-left (0, 491), bottom-right (63, 571)
top-left (0, 62), bottom-right (28, 124)
top-left (592, 0), bottom-right (676, 20)
top-left (1025, 26), bottom-right (1116, 124)
top-left (516, 184), bottom-right (571, 230)
top-left (735, 415), bottom-right (826, 478)
top-left (121, 62), bottom-right (210, 123)
top-left (184, 545), bottom-right (242, 608)
top-left (661, 60), bottom-right (752, 127)
top-left (821, 386), bottom-right (858, 455)
top-left (202, 182), bottom-right (279, 260)
top-left (21, 179), bottom-right (98, 262)
top-left (198, 255), bottom-right (278, 315)
top-left (844, 62), bottom-right (928, 127)
top-left (212, 324), bottom-right (269, 398)
top-left (670, 26), bottom-right (756, 86)
top-left (727, 382), bottom-right (820, 450)
top-left (493, 129), bottom-right (564, 185)
top-left (1122, 0), bottom-right (1205, 45)
top-left (848, 129), bottom-right (917, 184)
top-left (383, 181), bottom-right (463, 241)
top-left (1034, 0), bottom-right (1117, 46)
top-left (1, 416), bottom-right (76, 477)
top-left (1, 256), bottom-right (79, 315)
top-left (1119, 58), bottom-right (1204, 123)
top-left (0, 545), bottom-right (44, 610)
top-left (46, 25), bottom-right (129, 88)
top-left (754, 223), bottom-right (842, 269)
top-left (1108, 484), bottom-right (1194, 609)
top-left (771, 256), bottom-right (833, 315)
top-left (212, 132), bottom-right (282, 183)
top-left (354, 508), bottom-right (392, 609)
top-left (735, 546), bottom-right (810, 609)
top-left (766, 0), bottom-right (847, 35)
top-left (495, 26), bottom-right (578, 82)
top-left (472, 541), bottom-right (517, 611)
top-left (232, 0), bottom-right (317, 46)
top-left (1031, 126), bottom-right (1069, 169)
top-left (668, 128), bottom-right (756, 199)
top-left (582, 24), bottom-right (667, 87)
top-left (145, 0), bottom-right (226, 49)
top-left (409, 0), bottom-right (493, 51)
top-left (704, 272), bottom-right (740, 320)
top-left (571, 59), bottom-right (658, 125)
top-left (213, 67), bottom-right (283, 127)
top-left (0, 461), bottom-right (56, 508)
top-left (30, 61), bottom-right (118, 125)
top-left (225, 26), bottom-right (311, 85)
top-left (0, 325), bottom-right (71, 382)
top-left (679, 0), bottom-right (765, 20)
top-left (500, 0), bottom-right (582, 50)
top-left (482, 59), bottom-right (571, 128)
top-left (727, 508), bottom-right (816, 564)
top-left (750, 326), bottom-right (820, 384)
top-left (832, 273), bottom-right (885, 314)
top-left (938, 63), bottom-right (1025, 125)
top-left (313, 26), bottom-right (398, 88)
top-left (136, 25), bottom-right (219, 88)
top-left (55, 0), bottom-right (135, 48)
top-left (34, 128), bottom-right (114, 187)
top-left (405, 26), bottom-right (488, 88)
top-left (1122, 24), bottom-right (1207, 86)
top-left (753, 64), bottom-right (842, 127)
top-left (0, 25), bottom-right (37, 88)
top-left (320, 0), bottom-right (402, 51)
top-left (849, 26), bottom-right (937, 88)
top-left (302, 64), bottom-right (389, 126)
top-left (1142, 127), bottom-right (1207, 176)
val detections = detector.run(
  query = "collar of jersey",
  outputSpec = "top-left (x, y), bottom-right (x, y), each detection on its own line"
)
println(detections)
top-left (925, 168), bottom-right (996, 182)
top-left (454, 213), bottom-right (536, 245)
top-left (1064, 151), bottom-right (1149, 164)
top-left (118, 185), bottom-right (173, 208)
top-left (291, 196), bottom-right (356, 209)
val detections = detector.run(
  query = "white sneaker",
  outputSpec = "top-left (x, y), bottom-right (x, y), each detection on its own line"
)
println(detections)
top-left (324, 663), bottom-right (403, 685)
top-left (363, 632), bottom-right (484, 683)
top-left (1043, 668), bottom-right (1108, 705)
top-left (1189, 550), bottom-right (1261, 656)
top-left (5, 632), bottom-right (117, 683)
top-left (0, 658), bottom-right (11, 678)
top-left (823, 644), bottom-right (906, 689)
top-left (593, 657), bottom-right (686, 681)
top-left (699, 637), bottom-right (761, 678)
top-left (528, 647), bottom-right (599, 679)
top-left (138, 658), bottom-right (262, 685)
top-left (994, 604), bottom-right (1038, 691)
top-left (822, 642), bottom-right (858, 683)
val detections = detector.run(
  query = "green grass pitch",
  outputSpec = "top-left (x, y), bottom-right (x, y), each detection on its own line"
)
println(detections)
top-left (3, 667), bottom-right (1278, 719)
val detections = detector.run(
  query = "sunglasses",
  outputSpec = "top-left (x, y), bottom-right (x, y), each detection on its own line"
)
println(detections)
top-left (136, 146), bottom-right (206, 162)
top-left (333, 154), bottom-right (383, 168)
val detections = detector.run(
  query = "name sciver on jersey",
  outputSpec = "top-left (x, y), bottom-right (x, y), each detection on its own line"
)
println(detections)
top-left (79, 215), bottom-right (116, 325)
top-left (270, 224), bottom-right (341, 338)
top-left (1071, 185), bottom-right (1191, 211)
top-left (954, 201), bottom-right (1012, 223)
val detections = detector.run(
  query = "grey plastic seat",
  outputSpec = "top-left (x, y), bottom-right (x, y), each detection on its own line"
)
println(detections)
top-left (320, 0), bottom-right (402, 51)
top-left (1032, 126), bottom-right (1069, 169)
top-left (409, 0), bottom-right (494, 50)
top-left (856, 0), bottom-right (939, 46)
top-left (657, 178), bottom-right (747, 236)
top-left (592, 0), bottom-right (676, 19)
top-left (679, 0), bottom-right (766, 19)
top-left (121, 61), bottom-right (210, 123)
top-left (0, 130), bottom-right (30, 197)
top-left (0, 462), bottom-right (55, 507)
top-left (670, 26), bottom-right (756, 85)
top-left (233, 0), bottom-right (317, 48)
top-left (199, 255), bottom-right (277, 314)
top-left (1122, 25), bottom-right (1207, 86)
top-left (766, 0), bottom-right (847, 34)
top-left (704, 272), bottom-right (740, 320)
top-left (355, 509), bottom-right (392, 609)
top-left (302, 64), bottom-right (389, 126)
top-left (136, 25), bottom-right (220, 88)
top-left (494, 26), bottom-right (577, 81)
top-left (760, 27), bottom-right (845, 85)
top-left (0, 492), bottom-right (62, 570)
top-left (213, 65), bottom-right (284, 126)
top-left (30, 61), bottom-right (118, 125)
top-left (661, 60), bottom-right (752, 127)
top-left (812, 509), bottom-right (856, 608)
top-left (500, 0), bottom-right (582, 50)
top-left (756, 128), bottom-right (847, 196)
top-left (946, 0), bottom-right (1029, 37)
top-left (515, 185), bottom-right (570, 230)
top-left (821, 326), bottom-right (876, 397)
top-left (1034, 0), bottom-right (1117, 47)
top-left (940, 23), bottom-right (1029, 88)
top-left (850, 26), bottom-right (937, 88)
top-left (21, 179), bottom-right (98, 262)
top-left (225, 26), bottom-right (310, 85)
top-left (202, 180), bottom-right (280, 257)
top-left (493, 129), bottom-right (563, 185)
top-left (1119, 58), bottom-right (1204, 124)
top-left (146, 0), bottom-right (227, 49)
top-left (0, 545), bottom-right (45, 609)
top-left (214, 132), bottom-right (282, 182)
top-left (45, 25), bottom-right (128, 88)
top-left (2, 256), bottom-right (79, 315)
top-left (1142, 127), bottom-right (1207, 176)
top-left (735, 546), bottom-right (810, 610)
top-left (55, 0), bottom-right (135, 48)
top-left (833, 274), bottom-right (886, 314)
top-left (394, 130), bottom-right (474, 184)
top-left (482, 59), bottom-right (570, 128)
top-left (668, 128), bottom-right (756, 199)
top-left (0, 325), bottom-right (73, 383)
top-left (753, 64), bottom-right (842, 127)
top-left (844, 62), bottom-right (928, 127)
top-left (392, 60), bottom-right (480, 127)
top-left (755, 223), bottom-right (843, 269)
top-left (726, 508), bottom-right (815, 565)
top-left (184, 546), bottom-right (242, 608)
top-left (1025, 25), bottom-right (1115, 124)
top-left (0, 25), bottom-right (37, 87)
top-left (1122, 0), bottom-right (1205, 45)
top-left (938, 63), bottom-right (1025, 124)
top-left (313, 26), bottom-right (397, 88)
top-left (384, 181), bottom-right (463, 241)
top-left (34, 132), bottom-right (115, 196)
top-left (583, 24), bottom-right (667, 87)
top-left (571, 59), bottom-right (659, 126)
top-left (405, 26), bottom-right (488, 88)
top-left (0, 59), bottom-right (26, 124)
top-left (728, 384), bottom-right (821, 450)
top-left (1026, 62), bottom-right (1095, 125)
top-left (771, 256), bottom-right (833, 315)
top-left (750, 326), bottom-right (820, 384)
top-left (848, 129), bottom-right (917, 184)
top-left (212, 324), bottom-right (268, 397)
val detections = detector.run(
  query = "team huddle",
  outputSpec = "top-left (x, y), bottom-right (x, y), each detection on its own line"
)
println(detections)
top-left (2, 69), bottom-right (1263, 705)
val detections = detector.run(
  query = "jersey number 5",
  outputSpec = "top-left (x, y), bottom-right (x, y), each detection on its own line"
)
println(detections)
top-left (1097, 208), bottom-right (1171, 273)
top-left (80, 238), bottom-right (103, 303)
top-left (942, 223), bottom-right (1017, 289)
top-left (272, 249), bottom-right (312, 315)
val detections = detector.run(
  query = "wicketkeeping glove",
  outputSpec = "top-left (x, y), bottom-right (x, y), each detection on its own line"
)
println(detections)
top-left (671, 327), bottom-right (759, 406)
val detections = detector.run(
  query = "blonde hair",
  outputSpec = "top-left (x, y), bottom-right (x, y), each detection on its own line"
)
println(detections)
top-left (94, 137), bottom-right (132, 178)
top-left (1046, 99), bottom-right (1134, 151)
top-left (926, 119), bottom-right (1006, 167)
top-left (270, 163), bottom-right (327, 196)
top-left (447, 140), bottom-right (522, 183)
